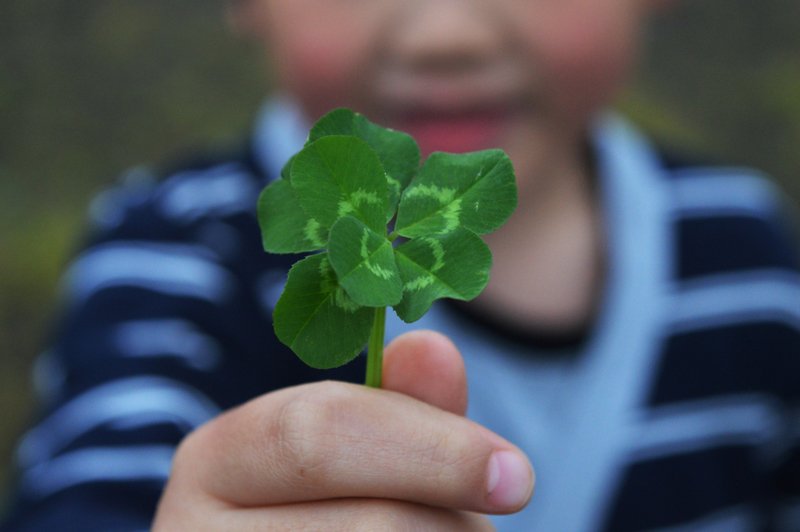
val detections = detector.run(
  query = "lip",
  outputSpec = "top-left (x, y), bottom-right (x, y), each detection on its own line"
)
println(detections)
top-left (376, 61), bottom-right (527, 155)
top-left (396, 106), bottom-right (514, 156)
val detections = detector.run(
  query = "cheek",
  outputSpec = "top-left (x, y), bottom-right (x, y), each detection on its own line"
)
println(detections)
top-left (277, 38), bottom-right (357, 103)
top-left (265, 5), bottom-right (382, 119)
top-left (525, 5), bottom-right (640, 126)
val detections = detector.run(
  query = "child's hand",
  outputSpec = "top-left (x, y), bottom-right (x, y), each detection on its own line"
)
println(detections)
top-left (151, 330), bottom-right (534, 531)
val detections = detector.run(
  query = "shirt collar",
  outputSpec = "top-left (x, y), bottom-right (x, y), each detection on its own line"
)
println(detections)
top-left (251, 94), bottom-right (311, 183)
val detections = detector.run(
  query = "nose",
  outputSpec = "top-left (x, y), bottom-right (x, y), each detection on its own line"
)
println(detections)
top-left (389, 0), bottom-right (504, 74)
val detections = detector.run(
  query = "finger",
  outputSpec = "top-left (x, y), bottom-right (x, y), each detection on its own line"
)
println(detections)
top-left (203, 499), bottom-right (496, 532)
top-left (382, 330), bottom-right (468, 416)
top-left (172, 381), bottom-right (534, 514)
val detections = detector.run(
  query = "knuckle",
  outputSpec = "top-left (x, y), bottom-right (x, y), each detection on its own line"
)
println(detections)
top-left (166, 416), bottom-right (235, 496)
top-left (412, 426), bottom-right (485, 487)
top-left (268, 382), bottom-right (356, 487)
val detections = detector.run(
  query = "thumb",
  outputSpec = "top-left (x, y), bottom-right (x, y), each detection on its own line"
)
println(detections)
top-left (382, 330), bottom-right (468, 416)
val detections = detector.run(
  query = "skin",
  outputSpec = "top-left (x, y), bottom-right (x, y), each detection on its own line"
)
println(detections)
top-left (154, 331), bottom-right (530, 530)
top-left (154, 0), bottom-right (670, 529)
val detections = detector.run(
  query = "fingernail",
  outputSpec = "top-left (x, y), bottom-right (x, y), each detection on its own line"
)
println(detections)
top-left (486, 451), bottom-right (533, 509)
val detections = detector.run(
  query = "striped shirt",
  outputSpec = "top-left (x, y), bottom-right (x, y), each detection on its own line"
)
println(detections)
top-left (1, 102), bottom-right (799, 532)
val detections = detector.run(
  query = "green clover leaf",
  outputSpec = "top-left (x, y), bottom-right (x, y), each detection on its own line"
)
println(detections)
top-left (393, 227), bottom-right (492, 323)
top-left (291, 135), bottom-right (388, 234)
top-left (328, 215), bottom-right (403, 307)
top-left (307, 108), bottom-right (420, 220)
top-left (280, 153), bottom-right (297, 181)
top-left (395, 150), bottom-right (517, 238)
top-left (273, 252), bottom-right (374, 369)
top-left (257, 179), bottom-right (327, 254)
top-left (258, 109), bottom-right (517, 386)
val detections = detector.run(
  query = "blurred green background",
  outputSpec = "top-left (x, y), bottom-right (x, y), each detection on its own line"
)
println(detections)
top-left (1, 0), bottom-right (799, 519)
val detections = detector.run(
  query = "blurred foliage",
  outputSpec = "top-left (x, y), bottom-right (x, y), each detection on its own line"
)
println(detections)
top-left (0, 0), bottom-right (270, 516)
top-left (620, 0), bottom-right (800, 200)
top-left (1, 0), bottom-right (799, 520)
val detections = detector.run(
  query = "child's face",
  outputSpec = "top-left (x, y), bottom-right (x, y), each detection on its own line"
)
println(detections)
top-left (233, 0), bottom-right (655, 187)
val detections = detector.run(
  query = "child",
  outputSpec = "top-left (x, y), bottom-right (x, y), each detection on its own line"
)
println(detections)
top-left (3, 0), bottom-right (800, 531)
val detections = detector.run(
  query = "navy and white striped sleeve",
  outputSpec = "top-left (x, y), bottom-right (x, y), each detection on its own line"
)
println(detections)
top-left (0, 159), bottom-right (363, 532)
top-left (603, 168), bottom-right (800, 532)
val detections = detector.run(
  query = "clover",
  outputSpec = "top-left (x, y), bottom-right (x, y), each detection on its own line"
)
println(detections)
top-left (258, 108), bottom-right (517, 387)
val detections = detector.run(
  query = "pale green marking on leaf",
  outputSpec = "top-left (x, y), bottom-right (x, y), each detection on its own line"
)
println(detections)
top-left (258, 178), bottom-right (328, 254)
top-left (385, 174), bottom-right (403, 222)
top-left (392, 227), bottom-right (493, 323)
top-left (440, 199), bottom-right (462, 233)
top-left (318, 255), bottom-right (336, 292)
top-left (328, 215), bottom-right (403, 307)
top-left (351, 189), bottom-right (380, 206)
top-left (365, 262), bottom-right (396, 280)
top-left (337, 200), bottom-right (355, 219)
top-left (337, 190), bottom-right (380, 219)
top-left (358, 226), bottom-right (395, 280)
top-left (319, 255), bottom-right (332, 276)
top-left (422, 237), bottom-right (446, 272)
top-left (387, 175), bottom-right (401, 193)
top-left (333, 285), bottom-right (361, 312)
top-left (318, 254), bottom-right (364, 312)
top-left (404, 183), bottom-right (457, 204)
top-left (303, 219), bottom-right (326, 248)
top-left (404, 274), bottom-right (435, 291)
top-left (291, 136), bottom-right (388, 234)
top-left (395, 149), bottom-right (516, 238)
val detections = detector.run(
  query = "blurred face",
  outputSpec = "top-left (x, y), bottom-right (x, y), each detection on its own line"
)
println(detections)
top-left (232, 0), bottom-right (651, 193)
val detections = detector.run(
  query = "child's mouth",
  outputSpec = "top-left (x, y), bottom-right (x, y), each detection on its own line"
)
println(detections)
top-left (396, 108), bottom-right (511, 157)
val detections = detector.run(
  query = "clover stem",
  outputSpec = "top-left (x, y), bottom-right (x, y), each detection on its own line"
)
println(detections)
top-left (365, 306), bottom-right (386, 388)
